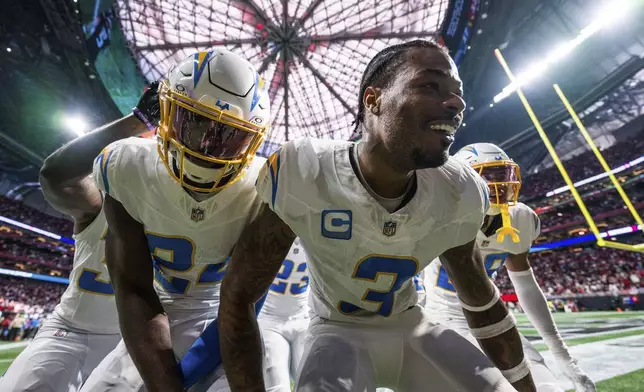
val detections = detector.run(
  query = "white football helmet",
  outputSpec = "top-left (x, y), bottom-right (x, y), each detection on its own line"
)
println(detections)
top-left (454, 143), bottom-right (521, 213)
top-left (158, 49), bottom-right (270, 193)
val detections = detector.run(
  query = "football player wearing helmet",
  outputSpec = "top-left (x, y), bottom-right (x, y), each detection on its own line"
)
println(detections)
top-left (218, 40), bottom-right (535, 392)
top-left (0, 88), bottom-right (153, 391)
top-left (424, 143), bottom-right (596, 392)
top-left (79, 49), bottom-right (270, 392)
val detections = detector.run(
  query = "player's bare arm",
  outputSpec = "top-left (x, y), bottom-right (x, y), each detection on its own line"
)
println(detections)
top-left (103, 194), bottom-right (184, 392)
top-left (40, 80), bottom-right (159, 233)
top-left (219, 203), bottom-right (296, 392)
top-left (440, 239), bottom-right (537, 392)
top-left (39, 114), bottom-right (147, 233)
top-left (506, 252), bottom-right (596, 391)
top-left (505, 251), bottom-right (531, 271)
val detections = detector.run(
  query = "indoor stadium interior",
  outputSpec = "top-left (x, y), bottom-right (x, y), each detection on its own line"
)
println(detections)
top-left (0, 0), bottom-right (643, 391)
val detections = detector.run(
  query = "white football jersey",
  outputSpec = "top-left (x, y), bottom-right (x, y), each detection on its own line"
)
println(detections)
top-left (54, 209), bottom-right (119, 333)
top-left (424, 202), bottom-right (541, 311)
top-left (93, 137), bottom-right (264, 311)
top-left (256, 138), bottom-right (489, 322)
top-left (260, 238), bottom-right (309, 319)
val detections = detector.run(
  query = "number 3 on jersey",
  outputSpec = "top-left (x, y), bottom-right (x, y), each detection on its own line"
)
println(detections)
top-left (338, 255), bottom-right (419, 317)
top-left (77, 229), bottom-right (114, 295)
top-left (435, 252), bottom-right (509, 292)
top-left (270, 259), bottom-right (309, 295)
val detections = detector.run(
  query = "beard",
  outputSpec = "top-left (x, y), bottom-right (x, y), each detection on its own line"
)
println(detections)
top-left (410, 147), bottom-right (449, 169)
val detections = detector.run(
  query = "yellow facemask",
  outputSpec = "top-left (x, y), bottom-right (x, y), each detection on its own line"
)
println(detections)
top-left (472, 160), bottom-right (522, 243)
top-left (157, 80), bottom-right (268, 193)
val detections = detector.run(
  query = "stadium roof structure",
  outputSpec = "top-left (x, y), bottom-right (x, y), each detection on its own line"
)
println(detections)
top-left (116, 0), bottom-right (452, 154)
top-left (0, 0), bottom-right (121, 182)
top-left (2, 0), bottom-right (642, 185)
top-left (454, 0), bottom-right (644, 172)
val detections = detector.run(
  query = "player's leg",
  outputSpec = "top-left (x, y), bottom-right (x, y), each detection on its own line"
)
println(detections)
top-left (0, 317), bottom-right (90, 392)
top-left (80, 339), bottom-right (145, 392)
top-left (520, 335), bottom-right (564, 392)
top-left (294, 318), bottom-right (376, 392)
top-left (436, 309), bottom-right (564, 391)
top-left (397, 307), bottom-right (514, 392)
top-left (81, 332), bottom-right (123, 382)
top-left (82, 309), bottom-right (219, 392)
top-left (172, 308), bottom-right (225, 392)
top-left (286, 316), bottom-right (309, 383)
top-left (261, 328), bottom-right (291, 392)
top-left (191, 367), bottom-right (229, 392)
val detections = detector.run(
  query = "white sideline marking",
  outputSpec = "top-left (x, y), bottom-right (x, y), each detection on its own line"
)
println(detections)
top-left (540, 334), bottom-right (644, 390)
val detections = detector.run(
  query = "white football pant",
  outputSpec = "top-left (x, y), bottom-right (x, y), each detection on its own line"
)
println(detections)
top-left (0, 313), bottom-right (121, 392)
top-left (80, 308), bottom-right (229, 392)
top-left (433, 307), bottom-right (563, 392)
top-left (259, 313), bottom-right (309, 392)
top-left (294, 306), bottom-right (514, 392)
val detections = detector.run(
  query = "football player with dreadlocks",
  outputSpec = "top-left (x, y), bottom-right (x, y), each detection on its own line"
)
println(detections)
top-left (217, 39), bottom-right (536, 391)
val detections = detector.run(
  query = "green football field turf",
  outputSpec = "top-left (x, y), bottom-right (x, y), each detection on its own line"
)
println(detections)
top-left (569, 368), bottom-right (644, 392)
top-left (530, 328), bottom-right (644, 352)
top-left (2, 311), bottom-right (644, 390)
top-left (2, 345), bottom-right (643, 390)
top-left (515, 310), bottom-right (644, 323)
top-left (0, 346), bottom-right (25, 375)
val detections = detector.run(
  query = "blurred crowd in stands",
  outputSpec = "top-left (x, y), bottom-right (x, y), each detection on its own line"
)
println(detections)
top-left (520, 137), bottom-right (644, 199)
top-left (0, 276), bottom-right (63, 341)
top-left (536, 183), bottom-right (644, 230)
top-left (0, 196), bottom-right (73, 236)
top-left (0, 135), bottom-right (643, 320)
top-left (496, 246), bottom-right (644, 296)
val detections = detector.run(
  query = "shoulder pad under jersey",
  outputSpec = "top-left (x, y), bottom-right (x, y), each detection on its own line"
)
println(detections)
top-left (256, 137), bottom-right (348, 218)
top-left (92, 137), bottom-right (155, 221)
top-left (512, 202), bottom-right (541, 246)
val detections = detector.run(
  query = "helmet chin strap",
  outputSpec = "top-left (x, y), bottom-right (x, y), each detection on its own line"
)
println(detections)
top-left (488, 204), bottom-right (520, 243)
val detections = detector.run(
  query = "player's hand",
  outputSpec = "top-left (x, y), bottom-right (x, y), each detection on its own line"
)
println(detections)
top-left (556, 358), bottom-right (596, 392)
top-left (133, 81), bottom-right (161, 131)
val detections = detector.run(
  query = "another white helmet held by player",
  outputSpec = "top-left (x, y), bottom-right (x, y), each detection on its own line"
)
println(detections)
top-left (454, 143), bottom-right (522, 242)
top-left (157, 49), bottom-right (270, 193)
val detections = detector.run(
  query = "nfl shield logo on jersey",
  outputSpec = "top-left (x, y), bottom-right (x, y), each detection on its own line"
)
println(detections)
top-left (481, 240), bottom-right (490, 248)
top-left (191, 207), bottom-right (205, 222)
top-left (383, 221), bottom-right (397, 236)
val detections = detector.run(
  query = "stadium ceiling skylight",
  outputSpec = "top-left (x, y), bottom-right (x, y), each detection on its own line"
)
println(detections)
top-left (493, 0), bottom-right (638, 104)
top-left (117, 0), bottom-right (449, 149)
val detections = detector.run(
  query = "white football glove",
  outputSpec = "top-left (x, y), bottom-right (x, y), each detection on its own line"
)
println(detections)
top-left (554, 357), bottom-right (596, 392)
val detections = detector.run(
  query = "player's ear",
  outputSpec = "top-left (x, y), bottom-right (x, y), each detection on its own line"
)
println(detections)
top-left (363, 87), bottom-right (382, 116)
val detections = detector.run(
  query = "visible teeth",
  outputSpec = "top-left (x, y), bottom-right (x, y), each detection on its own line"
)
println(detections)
top-left (429, 124), bottom-right (456, 133)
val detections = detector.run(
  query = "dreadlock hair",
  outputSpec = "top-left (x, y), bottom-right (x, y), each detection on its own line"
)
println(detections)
top-left (352, 39), bottom-right (449, 133)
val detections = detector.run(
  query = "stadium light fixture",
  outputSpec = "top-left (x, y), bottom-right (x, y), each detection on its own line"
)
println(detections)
top-left (493, 0), bottom-right (637, 104)
top-left (62, 115), bottom-right (89, 137)
top-left (495, 48), bottom-right (644, 253)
